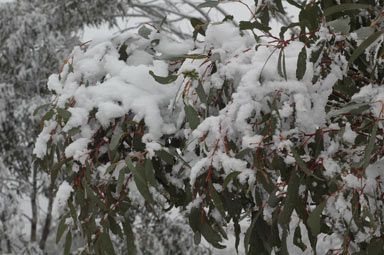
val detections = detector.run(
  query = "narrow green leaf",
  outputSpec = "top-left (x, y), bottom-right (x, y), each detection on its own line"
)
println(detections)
top-left (324, 3), bottom-right (372, 17)
top-left (155, 150), bottom-right (175, 165)
top-left (131, 163), bottom-right (154, 204)
top-left (33, 103), bottom-right (50, 116)
top-left (239, 21), bottom-right (271, 31)
top-left (244, 210), bottom-right (263, 254)
top-left (64, 231), bottom-right (72, 255)
top-left (149, 70), bottom-right (178, 84)
top-left (57, 108), bottom-right (72, 122)
top-left (56, 214), bottom-right (69, 244)
top-left (117, 167), bottom-right (126, 194)
top-left (296, 46), bottom-right (307, 80)
top-left (349, 31), bottom-right (384, 65)
top-left (327, 102), bottom-right (370, 118)
top-left (196, 80), bottom-right (207, 104)
top-left (280, 172), bottom-right (300, 225)
top-left (222, 171), bottom-right (241, 190)
top-left (208, 181), bottom-right (226, 219)
top-left (109, 216), bottom-right (123, 238)
top-left (194, 232), bottom-right (201, 245)
top-left (291, 148), bottom-right (324, 181)
top-left (123, 219), bottom-right (137, 255)
top-left (104, 164), bottom-right (117, 175)
top-left (109, 133), bottom-right (123, 151)
top-left (184, 105), bottom-right (200, 130)
top-left (100, 232), bottom-right (115, 255)
top-left (145, 159), bottom-right (158, 188)
top-left (83, 180), bottom-right (108, 211)
top-left (307, 199), bottom-right (327, 236)
top-left (361, 121), bottom-right (378, 169)
top-left (197, 1), bottom-right (219, 8)
top-left (43, 109), bottom-right (55, 121)
top-left (277, 49), bottom-right (284, 78)
top-left (68, 127), bottom-right (81, 136)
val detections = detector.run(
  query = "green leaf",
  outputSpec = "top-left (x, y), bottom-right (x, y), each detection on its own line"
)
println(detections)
top-left (33, 103), bottom-right (50, 116)
top-left (197, 1), bottom-right (219, 8)
top-left (184, 105), bottom-right (200, 130)
top-left (349, 31), bottom-right (384, 65)
top-left (244, 210), bottom-right (263, 254)
top-left (361, 121), bottom-right (378, 170)
top-left (149, 70), bottom-right (178, 84)
top-left (310, 42), bottom-right (324, 63)
top-left (109, 133), bottom-right (123, 151)
top-left (138, 25), bottom-right (152, 39)
top-left (64, 231), bottom-right (72, 255)
top-left (307, 199), bottom-right (326, 236)
top-left (208, 181), bottom-right (226, 219)
top-left (324, 3), bottom-right (373, 17)
top-left (327, 102), bottom-right (370, 118)
top-left (196, 80), bottom-right (207, 104)
top-left (68, 127), bottom-right (81, 136)
top-left (117, 167), bottom-right (126, 194)
top-left (109, 216), bottom-right (123, 238)
top-left (128, 158), bottom-right (154, 204)
top-left (83, 180), bottom-right (108, 211)
top-left (222, 171), bottom-right (241, 190)
top-left (327, 16), bottom-right (351, 35)
top-left (199, 213), bottom-right (225, 248)
top-left (100, 232), bottom-right (115, 255)
top-left (155, 150), bottom-right (175, 165)
top-left (56, 214), bottom-right (69, 244)
top-left (145, 159), bottom-right (158, 188)
top-left (296, 46), bottom-right (307, 80)
top-left (123, 219), bottom-right (137, 255)
top-left (194, 232), bottom-right (201, 245)
top-left (104, 164), bottom-right (117, 175)
top-left (57, 108), bottom-right (72, 122)
top-left (43, 109), bottom-right (55, 121)
top-left (291, 148), bottom-right (324, 181)
top-left (280, 172), bottom-right (300, 225)
top-left (239, 21), bottom-right (271, 31)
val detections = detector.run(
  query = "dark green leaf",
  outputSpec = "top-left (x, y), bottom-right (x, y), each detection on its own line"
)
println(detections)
top-left (280, 172), bottom-right (300, 225)
top-left (109, 216), bottom-right (123, 238)
top-left (56, 214), bottom-right (69, 244)
top-left (155, 150), bottom-right (175, 165)
top-left (327, 102), bottom-right (370, 117)
top-left (239, 21), bottom-right (271, 31)
top-left (361, 121), bottom-right (378, 170)
top-left (244, 210), bottom-right (263, 254)
top-left (83, 180), bottom-right (108, 211)
top-left (109, 133), bottom-right (123, 151)
top-left (194, 232), bottom-right (201, 245)
top-left (208, 181), bottom-right (226, 219)
top-left (310, 42), bottom-right (324, 63)
top-left (129, 159), bottom-right (154, 204)
top-left (64, 231), bottom-right (72, 255)
top-left (196, 80), bottom-right (207, 104)
top-left (43, 109), bottom-right (55, 121)
top-left (100, 232), bottom-right (115, 255)
top-left (307, 199), bottom-right (326, 236)
top-left (57, 108), bottom-right (72, 122)
top-left (184, 105), bottom-right (200, 130)
top-left (123, 219), bottom-right (137, 255)
top-left (222, 171), bottom-right (241, 190)
top-left (33, 103), bottom-right (50, 116)
top-left (104, 164), bottom-right (117, 175)
top-left (149, 70), bottom-right (178, 84)
top-left (117, 167), bottom-right (126, 194)
top-left (138, 25), bottom-right (152, 39)
top-left (68, 127), bottom-right (81, 136)
top-left (324, 3), bottom-right (373, 17)
top-left (349, 31), bottom-right (384, 65)
top-left (296, 46), bottom-right (307, 80)
top-left (197, 1), bottom-right (219, 8)
top-left (145, 159), bottom-right (158, 188)
top-left (291, 148), bottom-right (324, 181)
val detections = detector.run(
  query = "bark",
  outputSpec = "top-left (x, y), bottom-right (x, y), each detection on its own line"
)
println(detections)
top-left (30, 167), bottom-right (38, 242)
top-left (39, 187), bottom-right (54, 250)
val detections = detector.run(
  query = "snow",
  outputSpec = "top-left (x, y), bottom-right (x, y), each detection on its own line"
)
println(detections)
top-left (53, 181), bottom-right (73, 215)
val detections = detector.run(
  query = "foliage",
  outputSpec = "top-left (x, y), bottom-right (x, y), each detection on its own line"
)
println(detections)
top-left (33, 0), bottom-right (384, 254)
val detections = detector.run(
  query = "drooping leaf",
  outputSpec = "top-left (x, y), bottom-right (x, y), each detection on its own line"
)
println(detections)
top-left (239, 21), bottom-right (271, 31)
top-left (64, 231), bottom-right (72, 255)
top-left (33, 103), bottom-right (50, 116)
top-left (291, 148), bottom-right (324, 181)
top-left (244, 210), bottom-right (263, 254)
top-left (324, 3), bottom-right (373, 17)
top-left (56, 214), bottom-right (69, 244)
top-left (361, 121), bottom-right (378, 170)
top-left (145, 158), bottom-right (158, 188)
top-left (307, 199), bottom-right (327, 236)
top-left (196, 80), bottom-right (207, 104)
top-left (327, 102), bottom-right (371, 118)
top-left (197, 1), bottom-right (219, 8)
top-left (149, 70), bottom-right (178, 84)
top-left (280, 172), bottom-right (300, 225)
top-left (155, 150), bottom-right (175, 165)
top-left (116, 167), bottom-right (126, 194)
top-left (296, 46), bottom-right (307, 80)
top-left (222, 171), bottom-right (241, 190)
top-left (123, 219), bottom-right (137, 255)
top-left (208, 181), bottom-right (226, 219)
top-left (184, 105), bottom-right (200, 130)
top-left (100, 232), bottom-right (115, 255)
top-left (109, 132), bottom-right (123, 151)
top-left (349, 31), bottom-right (384, 65)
